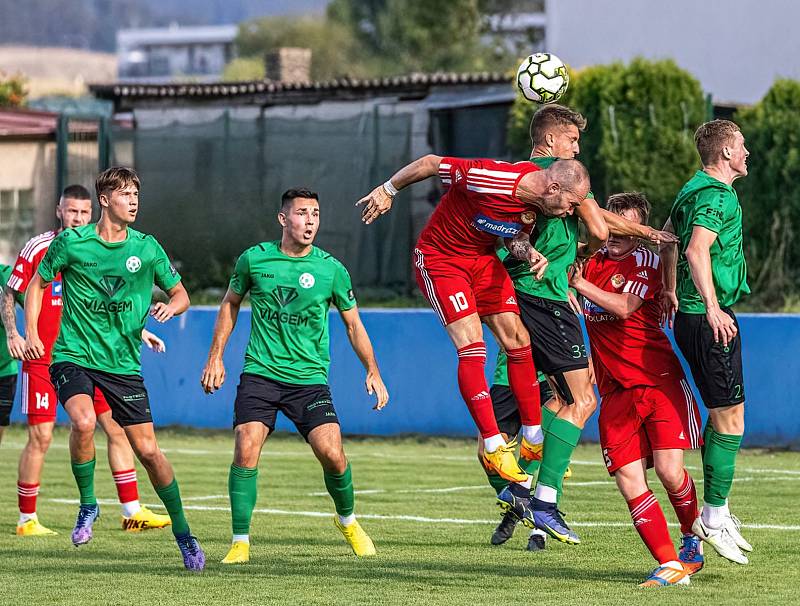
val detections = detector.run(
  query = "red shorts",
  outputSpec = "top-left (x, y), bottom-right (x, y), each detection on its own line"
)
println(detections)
top-left (599, 378), bottom-right (702, 475)
top-left (413, 248), bottom-right (519, 326)
top-left (21, 364), bottom-right (111, 425)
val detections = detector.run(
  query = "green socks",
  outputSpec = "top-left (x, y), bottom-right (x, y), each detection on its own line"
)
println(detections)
top-left (155, 478), bottom-right (190, 536)
top-left (702, 425), bottom-right (742, 506)
top-left (229, 464), bottom-right (259, 535)
top-left (324, 463), bottom-right (355, 517)
top-left (71, 459), bottom-right (97, 505)
top-left (536, 417), bottom-right (582, 499)
top-left (541, 405), bottom-right (557, 433)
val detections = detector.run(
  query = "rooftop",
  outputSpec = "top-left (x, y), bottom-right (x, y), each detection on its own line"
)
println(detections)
top-left (0, 108), bottom-right (99, 139)
top-left (117, 25), bottom-right (239, 48)
top-left (90, 71), bottom-right (513, 111)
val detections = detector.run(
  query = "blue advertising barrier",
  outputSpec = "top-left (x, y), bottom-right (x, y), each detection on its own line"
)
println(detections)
top-left (9, 310), bottom-right (800, 448)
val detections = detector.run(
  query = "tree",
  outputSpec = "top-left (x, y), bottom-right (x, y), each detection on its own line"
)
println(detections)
top-left (735, 79), bottom-right (800, 309)
top-left (222, 57), bottom-right (265, 82)
top-left (0, 71), bottom-right (27, 107)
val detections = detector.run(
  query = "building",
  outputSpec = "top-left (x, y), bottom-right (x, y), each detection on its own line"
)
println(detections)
top-left (0, 109), bottom-right (104, 264)
top-left (117, 25), bottom-right (238, 82)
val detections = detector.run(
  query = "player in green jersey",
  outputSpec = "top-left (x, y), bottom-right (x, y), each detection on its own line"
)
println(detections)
top-left (660, 120), bottom-right (751, 565)
top-left (0, 264), bottom-right (20, 444)
top-left (22, 167), bottom-right (204, 571)
top-left (201, 188), bottom-right (389, 564)
top-left (494, 105), bottom-right (678, 546)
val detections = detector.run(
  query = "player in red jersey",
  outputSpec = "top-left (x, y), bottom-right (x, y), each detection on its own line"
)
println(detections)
top-left (1, 185), bottom-right (170, 536)
top-left (569, 192), bottom-right (703, 588)
top-left (359, 155), bottom-right (590, 525)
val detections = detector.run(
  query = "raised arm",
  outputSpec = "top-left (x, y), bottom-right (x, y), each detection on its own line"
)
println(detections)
top-left (576, 197), bottom-right (609, 255)
top-left (23, 274), bottom-right (48, 361)
top-left (601, 209), bottom-right (678, 245)
top-left (357, 154), bottom-right (442, 225)
top-left (1, 286), bottom-right (25, 359)
top-left (685, 226), bottom-right (737, 346)
top-left (338, 306), bottom-right (389, 410)
top-left (200, 289), bottom-right (243, 394)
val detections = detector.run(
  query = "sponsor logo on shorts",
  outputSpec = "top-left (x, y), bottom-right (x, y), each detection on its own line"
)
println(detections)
top-left (610, 273), bottom-right (626, 289)
top-left (306, 398), bottom-right (332, 411)
top-left (126, 256), bottom-right (142, 273)
top-left (122, 393), bottom-right (147, 402)
top-left (679, 431), bottom-right (685, 440)
top-left (299, 273), bottom-right (315, 289)
top-left (505, 296), bottom-right (516, 305)
top-left (472, 214), bottom-right (522, 237)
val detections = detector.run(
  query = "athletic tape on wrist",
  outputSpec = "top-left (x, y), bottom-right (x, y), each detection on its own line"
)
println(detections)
top-left (382, 180), bottom-right (399, 197)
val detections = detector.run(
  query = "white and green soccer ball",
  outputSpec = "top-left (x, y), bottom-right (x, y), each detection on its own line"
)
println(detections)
top-left (516, 52), bottom-right (569, 104)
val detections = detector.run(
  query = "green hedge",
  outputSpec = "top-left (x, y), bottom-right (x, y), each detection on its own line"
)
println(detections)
top-left (507, 57), bottom-right (707, 227)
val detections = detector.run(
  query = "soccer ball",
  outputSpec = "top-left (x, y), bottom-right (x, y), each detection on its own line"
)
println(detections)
top-left (516, 53), bottom-right (569, 104)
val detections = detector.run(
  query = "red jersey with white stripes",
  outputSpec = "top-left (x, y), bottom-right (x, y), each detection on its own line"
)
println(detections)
top-left (416, 157), bottom-right (541, 256)
top-left (6, 231), bottom-right (63, 367)
top-left (582, 245), bottom-right (685, 396)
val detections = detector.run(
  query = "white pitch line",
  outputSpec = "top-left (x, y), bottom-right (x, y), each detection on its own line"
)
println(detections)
top-left (46, 498), bottom-right (800, 531)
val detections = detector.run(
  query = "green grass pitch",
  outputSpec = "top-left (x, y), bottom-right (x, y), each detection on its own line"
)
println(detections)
top-left (1, 426), bottom-right (798, 605)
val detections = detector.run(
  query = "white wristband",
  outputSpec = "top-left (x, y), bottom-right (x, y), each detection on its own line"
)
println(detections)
top-left (382, 180), bottom-right (399, 197)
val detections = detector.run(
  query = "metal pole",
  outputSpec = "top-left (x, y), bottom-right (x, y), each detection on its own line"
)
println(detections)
top-left (55, 114), bottom-right (69, 199)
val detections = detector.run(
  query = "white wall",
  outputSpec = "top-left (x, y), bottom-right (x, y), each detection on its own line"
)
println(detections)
top-left (546, 0), bottom-right (800, 104)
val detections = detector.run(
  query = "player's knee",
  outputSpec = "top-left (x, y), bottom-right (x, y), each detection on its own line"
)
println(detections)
top-left (71, 415), bottom-right (96, 437)
top-left (574, 388), bottom-right (597, 419)
top-left (30, 429), bottom-right (53, 453)
top-left (318, 447), bottom-right (347, 473)
top-left (655, 464), bottom-right (685, 492)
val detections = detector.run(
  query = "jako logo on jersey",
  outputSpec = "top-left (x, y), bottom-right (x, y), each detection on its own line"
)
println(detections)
top-left (472, 214), bottom-right (522, 237)
top-left (610, 273), bottom-right (626, 288)
top-left (126, 256), bottom-right (141, 273)
top-left (298, 272), bottom-right (315, 289)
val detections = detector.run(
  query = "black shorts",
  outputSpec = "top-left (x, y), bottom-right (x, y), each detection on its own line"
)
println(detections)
top-left (673, 308), bottom-right (745, 409)
top-left (517, 291), bottom-right (589, 375)
top-left (233, 373), bottom-right (339, 440)
top-left (490, 381), bottom-right (554, 437)
top-left (50, 362), bottom-right (152, 426)
top-left (0, 373), bottom-right (17, 426)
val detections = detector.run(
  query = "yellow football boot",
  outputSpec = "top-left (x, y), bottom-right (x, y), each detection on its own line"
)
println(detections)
top-left (221, 541), bottom-right (250, 564)
top-left (482, 440), bottom-right (528, 482)
top-left (334, 518), bottom-right (376, 556)
top-left (563, 466), bottom-right (573, 480)
top-left (519, 437), bottom-right (543, 463)
top-left (16, 516), bottom-right (58, 537)
top-left (121, 506), bottom-right (172, 532)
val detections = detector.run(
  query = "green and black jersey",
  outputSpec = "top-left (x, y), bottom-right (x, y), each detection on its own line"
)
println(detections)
top-left (37, 224), bottom-right (181, 375)
top-left (0, 264), bottom-right (20, 377)
top-left (229, 241), bottom-right (356, 385)
top-left (670, 170), bottom-right (750, 314)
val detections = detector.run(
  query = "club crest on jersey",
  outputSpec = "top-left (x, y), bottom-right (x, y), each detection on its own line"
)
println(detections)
top-left (298, 272), bottom-right (315, 289)
top-left (610, 273), bottom-right (625, 289)
top-left (126, 256), bottom-right (141, 273)
top-left (472, 214), bottom-right (521, 237)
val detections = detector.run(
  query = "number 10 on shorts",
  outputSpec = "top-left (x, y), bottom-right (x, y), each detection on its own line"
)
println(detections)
top-left (449, 291), bottom-right (469, 312)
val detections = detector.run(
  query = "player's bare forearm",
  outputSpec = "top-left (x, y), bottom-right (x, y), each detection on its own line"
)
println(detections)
top-left (388, 154), bottom-right (442, 190)
top-left (506, 231), bottom-right (533, 261)
top-left (571, 274), bottom-right (643, 320)
top-left (340, 307), bottom-right (380, 373)
top-left (659, 219), bottom-right (678, 294)
top-left (207, 291), bottom-right (242, 360)
top-left (167, 283), bottom-right (190, 315)
top-left (576, 198), bottom-right (609, 253)
top-left (1, 287), bottom-right (19, 338)
top-left (23, 275), bottom-right (46, 337)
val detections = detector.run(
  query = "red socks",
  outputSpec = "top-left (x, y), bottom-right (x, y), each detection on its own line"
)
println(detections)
top-left (667, 469), bottom-right (699, 535)
top-left (627, 490), bottom-right (677, 564)
top-left (505, 345), bottom-right (541, 426)
top-left (113, 469), bottom-right (139, 504)
top-left (17, 482), bottom-right (38, 515)
top-left (457, 342), bottom-right (499, 438)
